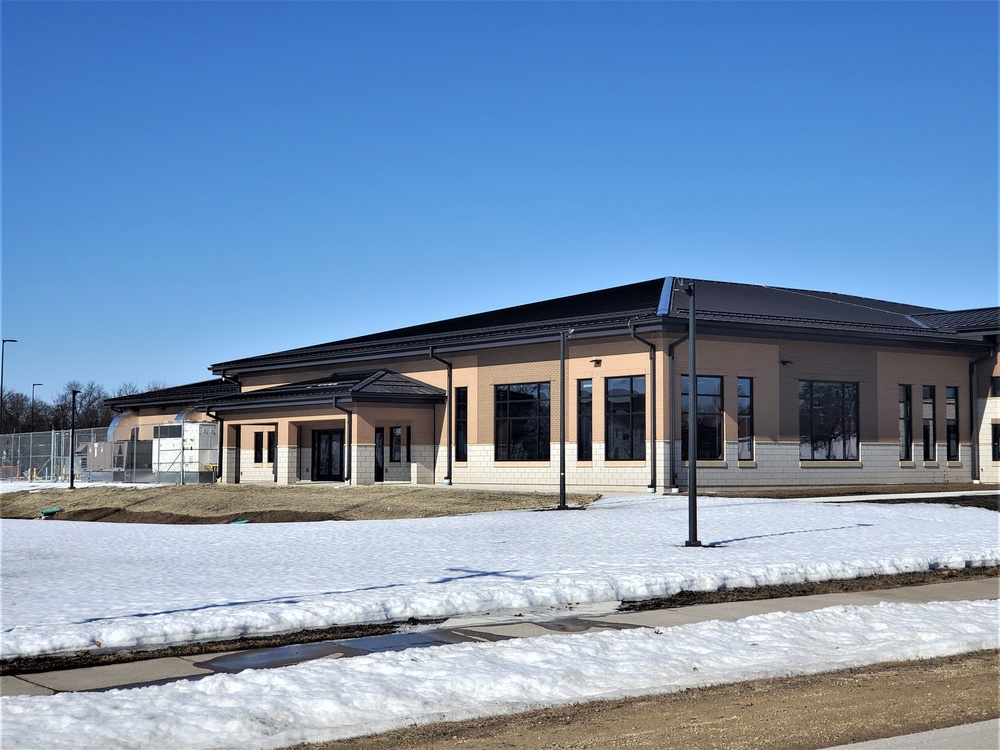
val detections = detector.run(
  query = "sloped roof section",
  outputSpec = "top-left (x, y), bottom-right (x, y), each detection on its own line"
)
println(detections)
top-left (203, 369), bottom-right (445, 412)
top-left (211, 279), bottom-right (666, 373)
top-left (663, 278), bottom-right (947, 336)
top-left (105, 379), bottom-right (239, 411)
top-left (913, 307), bottom-right (1000, 333)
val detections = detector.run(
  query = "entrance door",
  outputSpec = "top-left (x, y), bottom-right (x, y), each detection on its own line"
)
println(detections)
top-left (312, 429), bottom-right (344, 481)
top-left (374, 427), bottom-right (385, 482)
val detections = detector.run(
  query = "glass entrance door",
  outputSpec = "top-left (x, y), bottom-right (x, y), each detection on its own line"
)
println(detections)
top-left (312, 429), bottom-right (344, 481)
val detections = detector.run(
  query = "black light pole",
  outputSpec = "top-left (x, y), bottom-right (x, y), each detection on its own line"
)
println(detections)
top-left (69, 389), bottom-right (80, 489)
top-left (0, 338), bottom-right (17, 436)
top-left (31, 383), bottom-right (42, 432)
top-left (684, 284), bottom-right (701, 547)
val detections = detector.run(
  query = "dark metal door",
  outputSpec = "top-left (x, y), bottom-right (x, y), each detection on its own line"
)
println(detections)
top-left (312, 429), bottom-right (344, 481)
top-left (374, 427), bottom-right (384, 482)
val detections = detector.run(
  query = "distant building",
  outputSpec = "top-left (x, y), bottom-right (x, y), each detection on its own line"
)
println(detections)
top-left (108, 277), bottom-right (999, 490)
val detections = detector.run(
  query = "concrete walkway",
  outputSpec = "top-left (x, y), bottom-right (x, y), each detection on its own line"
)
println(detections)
top-left (3, 577), bottom-right (996, 697)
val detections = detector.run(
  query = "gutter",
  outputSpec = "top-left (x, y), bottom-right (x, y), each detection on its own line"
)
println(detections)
top-left (429, 348), bottom-right (453, 485)
top-left (629, 317), bottom-right (659, 492)
top-left (333, 397), bottom-right (353, 483)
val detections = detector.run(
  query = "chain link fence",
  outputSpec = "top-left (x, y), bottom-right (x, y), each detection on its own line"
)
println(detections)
top-left (0, 424), bottom-right (218, 484)
top-left (0, 428), bottom-right (108, 482)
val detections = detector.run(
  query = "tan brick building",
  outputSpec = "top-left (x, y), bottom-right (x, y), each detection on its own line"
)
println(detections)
top-left (107, 278), bottom-right (1000, 490)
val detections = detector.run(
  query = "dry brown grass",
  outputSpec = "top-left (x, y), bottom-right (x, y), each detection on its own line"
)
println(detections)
top-left (0, 483), bottom-right (601, 523)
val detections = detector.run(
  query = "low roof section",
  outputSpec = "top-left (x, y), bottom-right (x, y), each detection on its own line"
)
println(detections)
top-left (201, 369), bottom-right (446, 413)
top-left (105, 378), bottom-right (239, 413)
top-left (210, 276), bottom-right (994, 378)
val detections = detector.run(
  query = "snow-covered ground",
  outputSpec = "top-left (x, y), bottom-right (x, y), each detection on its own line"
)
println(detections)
top-left (1, 494), bottom-right (997, 749)
top-left (2, 600), bottom-right (996, 749)
top-left (2, 495), bottom-right (996, 657)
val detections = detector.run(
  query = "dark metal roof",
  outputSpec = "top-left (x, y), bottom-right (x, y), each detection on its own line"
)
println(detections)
top-left (912, 307), bottom-right (1000, 332)
top-left (211, 279), bottom-right (666, 373)
top-left (211, 277), bottom-right (993, 376)
top-left (662, 278), bottom-right (945, 336)
top-left (203, 369), bottom-right (445, 412)
top-left (104, 379), bottom-right (239, 411)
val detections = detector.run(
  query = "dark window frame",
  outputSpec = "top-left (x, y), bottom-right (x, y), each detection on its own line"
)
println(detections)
top-left (605, 375), bottom-right (646, 461)
top-left (992, 423), bottom-right (1000, 462)
top-left (945, 386), bottom-right (959, 461)
top-left (798, 380), bottom-right (859, 461)
top-left (577, 379), bottom-right (593, 462)
top-left (406, 426), bottom-right (412, 463)
top-left (266, 430), bottom-right (276, 464)
top-left (455, 387), bottom-right (468, 462)
top-left (681, 375), bottom-right (724, 461)
top-left (737, 377), bottom-right (754, 461)
top-left (494, 382), bottom-right (551, 462)
top-left (389, 426), bottom-right (402, 463)
top-left (991, 377), bottom-right (1000, 398)
top-left (253, 432), bottom-right (264, 464)
top-left (899, 384), bottom-right (913, 461)
top-left (923, 385), bottom-right (936, 461)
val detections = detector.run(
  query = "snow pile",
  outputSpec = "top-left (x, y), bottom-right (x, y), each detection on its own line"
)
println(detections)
top-left (2, 599), bottom-right (996, 750)
top-left (2, 496), bottom-right (996, 658)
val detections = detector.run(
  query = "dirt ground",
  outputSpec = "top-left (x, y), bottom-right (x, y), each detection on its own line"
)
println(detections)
top-left (292, 650), bottom-right (999, 750)
top-left (0, 481), bottom-right (994, 523)
top-left (0, 483), bottom-right (602, 523)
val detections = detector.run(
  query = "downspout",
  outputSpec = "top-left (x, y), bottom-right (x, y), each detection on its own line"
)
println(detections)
top-left (629, 318), bottom-right (658, 493)
top-left (667, 333), bottom-right (689, 491)
top-left (969, 347), bottom-right (996, 482)
top-left (429, 348), bottom-right (453, 485)
top-left (333, 397), bottom-right (353, 483)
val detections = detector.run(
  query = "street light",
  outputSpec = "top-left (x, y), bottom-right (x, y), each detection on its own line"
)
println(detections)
top-left (0, 338), bottom-right (17, 436)
top-left (31, 384), bottom-right (43, 432)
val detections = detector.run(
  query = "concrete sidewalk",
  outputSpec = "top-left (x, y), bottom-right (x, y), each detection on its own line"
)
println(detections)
top-left (3, 576), bottom-right (996, 697)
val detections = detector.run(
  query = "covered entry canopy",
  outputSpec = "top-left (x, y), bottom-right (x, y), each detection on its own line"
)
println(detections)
top-left (201, 369), bottom-right (446, 412)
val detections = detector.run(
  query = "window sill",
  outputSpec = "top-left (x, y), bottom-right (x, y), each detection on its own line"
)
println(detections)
top-left (800, 461), bottom-right (863, 469)
top-left (605, 460), bottom-right (647, 467)
top-left (495, 461), bottom-right (551, 467)
top-left (947, 461), bottom-right (962, 468)
top-left (576, 461), bottom-right (593, 467)
top-left (738, 460), bottom-right (757, 469)
top-left (923, 461), bottom-right (939, 468)
top-left (682, 460), bottom-right (728, 468)
top-left (899, 461), bottom-right (916, 468)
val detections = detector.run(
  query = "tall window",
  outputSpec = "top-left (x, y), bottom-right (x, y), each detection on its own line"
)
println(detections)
top-left (389, 426), bottom-right (402, 462)
top-left (266, 430), bottom-right (276, 464)
top-left (606, 376), bottom-right (645, 460)
top-left (406, 426), bottom-right (412, 463)
top-left (899, 385), bottom-right (913, 461)
top-left (737, 377), bottom-right (754, 460)
top-left (946, 386), bottom-right (959, 461)
top-left (992, 424), bottom-right (1000, 462)
top-left (922, 386), bottom-right (936, 460)
top-left (577, 379), bottom-right (593, 461)
top-left (992, 377), bottom-right (1000, 397)
top-left (495, 382), bottom-right (550, 461)
top-left (681, 375), bottom-right (723, 461)
top-left (455, 387), bottom-right (468, 462)
top-left (799, 380), bottom-right (859, 460)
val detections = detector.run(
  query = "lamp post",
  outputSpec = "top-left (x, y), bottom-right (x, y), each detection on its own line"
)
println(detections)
top-left (0, 339), bottom-right (17, 436)
top-left (31, 384), bottom-right (43, 432)
top-left (683, 284), bottom-right (701, 547)
top-left (69, 389), bottom-right (80, 489)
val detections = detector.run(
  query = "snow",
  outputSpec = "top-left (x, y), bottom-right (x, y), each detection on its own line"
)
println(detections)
top-left (2, 495), bottom-right (997, 658)
top-left (2, 599), bottom-right (996, 750)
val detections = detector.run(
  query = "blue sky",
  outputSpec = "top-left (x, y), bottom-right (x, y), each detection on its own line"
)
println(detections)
top-left (2, 1), bottom-right (997, 398)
